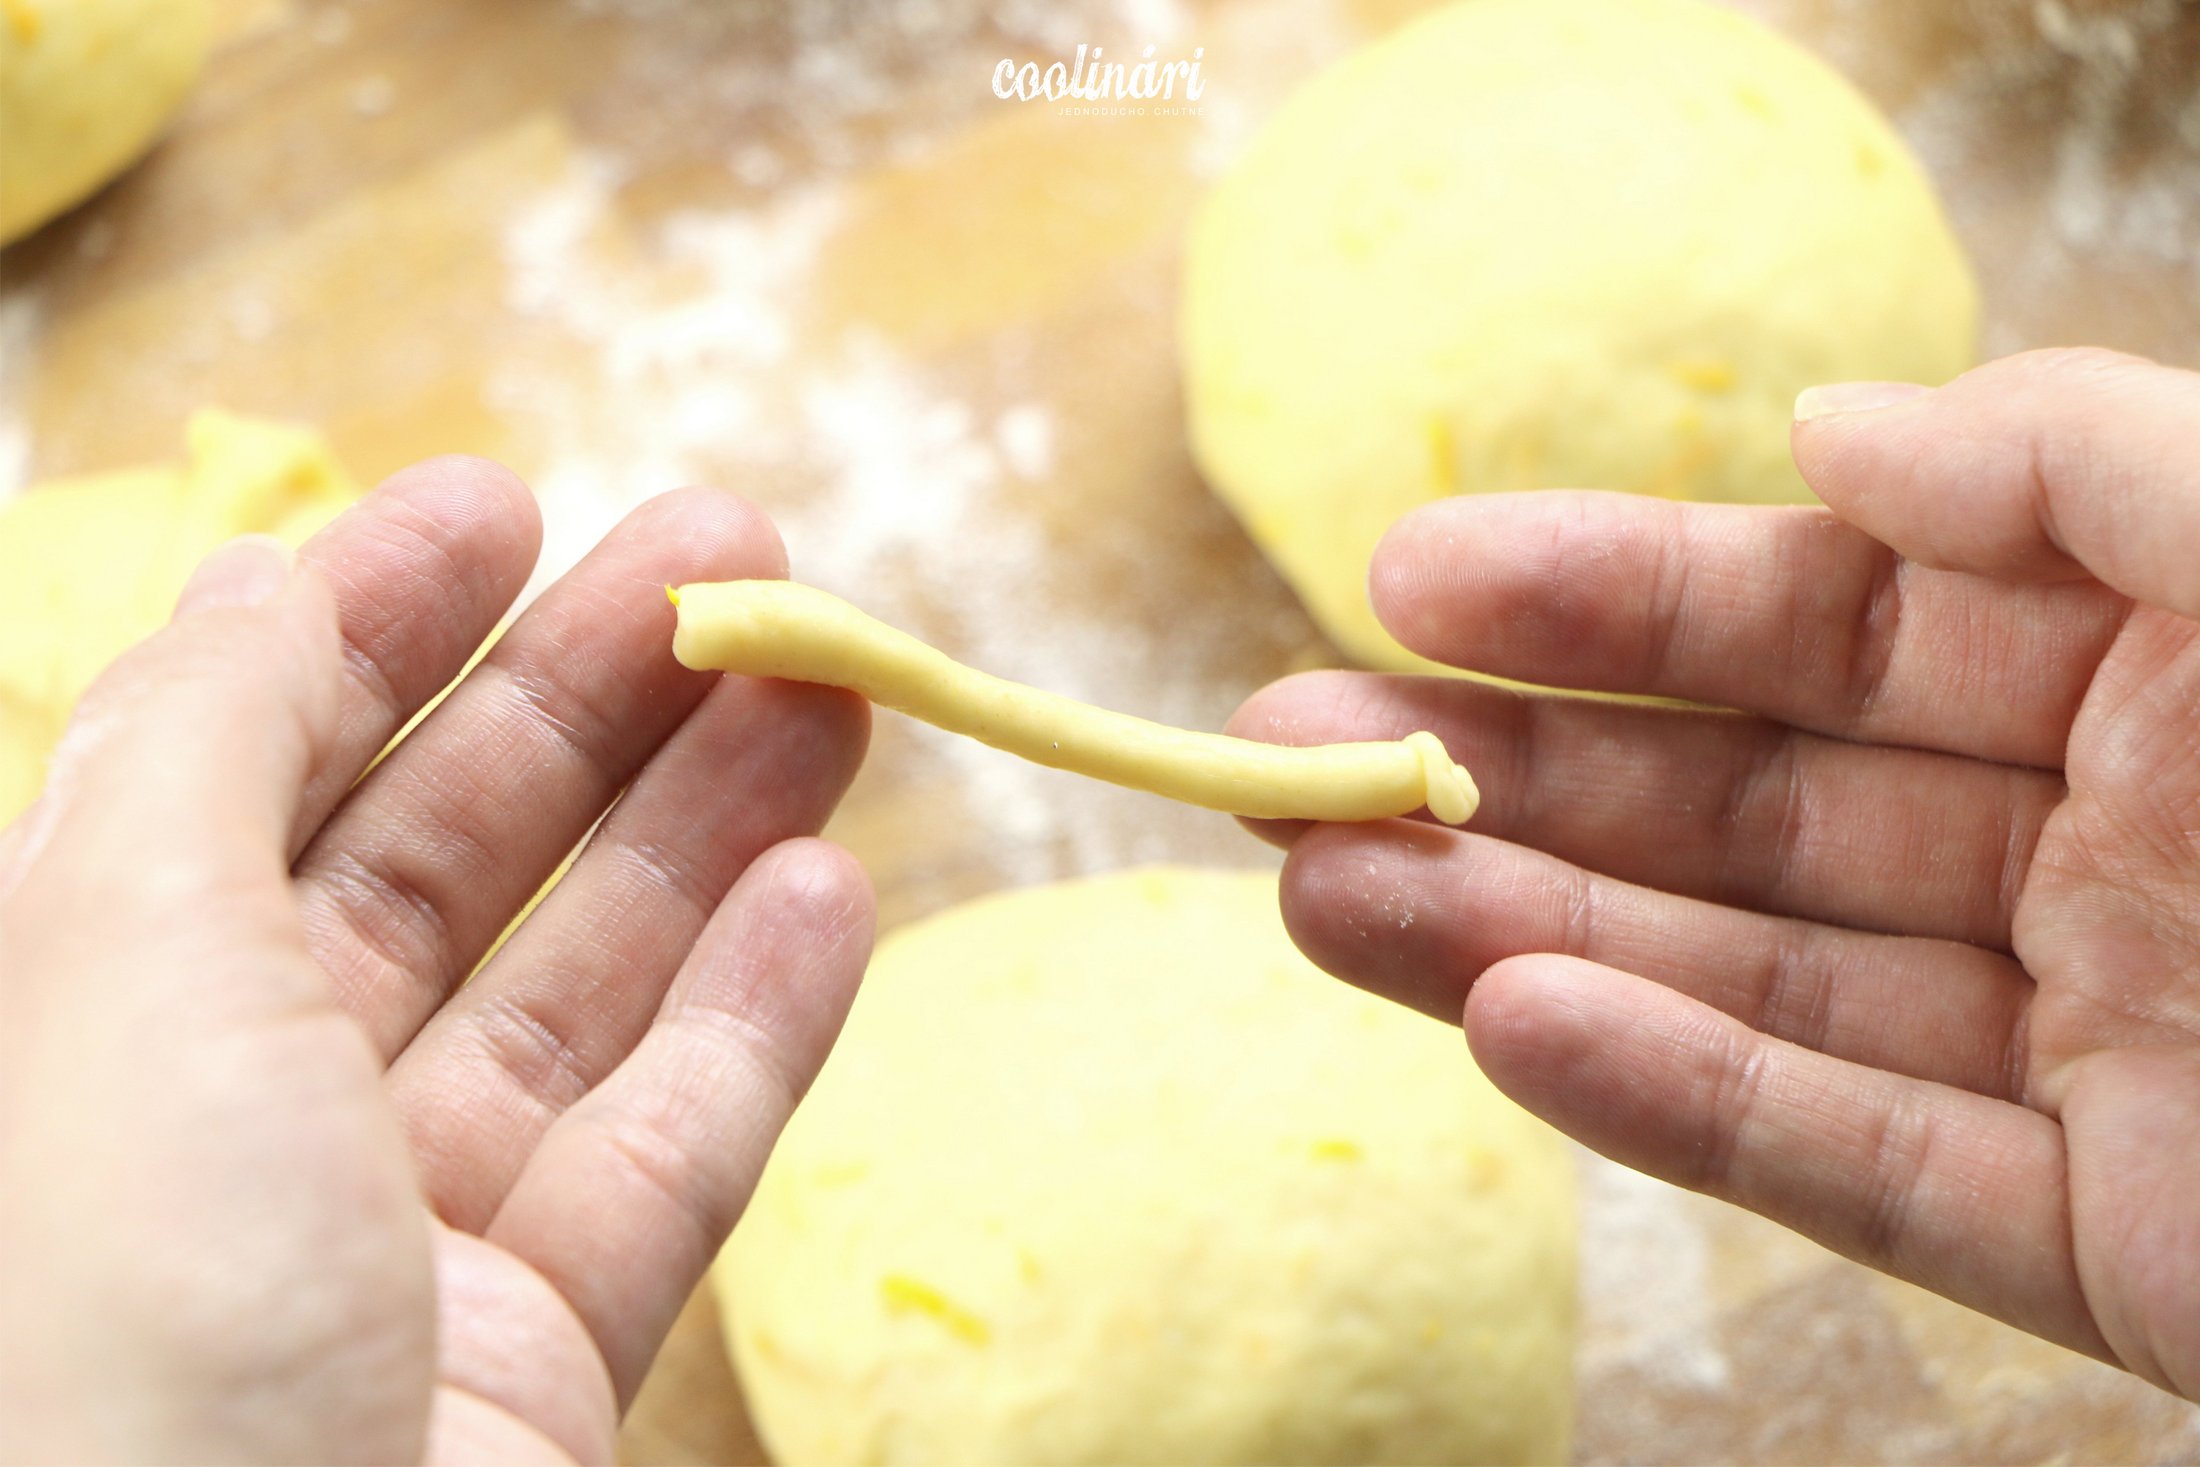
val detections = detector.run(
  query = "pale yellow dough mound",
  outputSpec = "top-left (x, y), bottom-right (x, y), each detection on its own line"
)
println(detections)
top-left (0, 0), bottom-right (214, 242)
top-left (719, 867), bottom-right (1577, 1467)
top-left (0, 411), bottom-right (359, 824)
top-left (1182, 0), bottom-right (1978, 670)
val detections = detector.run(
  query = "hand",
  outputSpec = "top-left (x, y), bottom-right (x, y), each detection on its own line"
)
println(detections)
top-left (0, 463), bottom-right (874, 1463)
top-left (1230, 348), bottom-right (2200, 1400)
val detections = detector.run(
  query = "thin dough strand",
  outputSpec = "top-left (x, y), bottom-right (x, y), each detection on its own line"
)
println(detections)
top-left (669, 580), bottom-right (1478, 825)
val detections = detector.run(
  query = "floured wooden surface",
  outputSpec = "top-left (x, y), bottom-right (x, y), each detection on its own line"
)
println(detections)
top-left (3, 0), bottom-right (2197, 1461)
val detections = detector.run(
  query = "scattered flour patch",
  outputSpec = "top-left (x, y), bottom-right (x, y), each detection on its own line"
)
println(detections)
top-left (0, 292), bottom-right (42, 503)
top-left (993, 404), bottom-right (1056, 481)
top-left (493, 153), bottom-right (841, 591)
top-left (1575, 1154), bottom-right (1733, 1393)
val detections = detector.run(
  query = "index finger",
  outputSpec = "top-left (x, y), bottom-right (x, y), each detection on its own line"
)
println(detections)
top-left (1791, 347), bottom-right (2200, 619)
top-left (1366, 492), bottom-right (2123, 767)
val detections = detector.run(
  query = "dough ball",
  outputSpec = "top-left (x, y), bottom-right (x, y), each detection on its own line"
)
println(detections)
top-left (1181, 0), bottom-right (1977, 670)
top-left (0, 411), bottom-right (359, 821)
top-left (0, 0), bottom-right (214, 243)
top-left (719, 867), bottom-right (1576, 1466)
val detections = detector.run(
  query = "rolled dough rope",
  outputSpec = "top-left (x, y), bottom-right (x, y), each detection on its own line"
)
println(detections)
top-left (669, 580), bottom-right (1479, 824)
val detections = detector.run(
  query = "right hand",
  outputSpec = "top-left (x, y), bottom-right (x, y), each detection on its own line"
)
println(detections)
top-left (1232, 348), bottom-right (2200, 1399)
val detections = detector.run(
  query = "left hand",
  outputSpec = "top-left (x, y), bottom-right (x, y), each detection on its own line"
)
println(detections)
top-left (0, 460), bottom-right (874, 1463)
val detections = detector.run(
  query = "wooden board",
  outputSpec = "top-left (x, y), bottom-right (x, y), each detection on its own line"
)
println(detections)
top-left (5, 1), bottom-right (2198, 1462)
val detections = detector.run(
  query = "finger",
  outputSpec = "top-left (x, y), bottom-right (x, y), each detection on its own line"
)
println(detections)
top-left (1464, 953), bottom-right (2110, 1364)
top-left (1232, 671), bottom-right (2059, 950)
top-left (1793, 347), bottom-right (2200, 620)
top-left (389, 675), bottom-right (868, 1231)
top-left (424, 1391), bottom-right (572, 1467)
top-left (294, 456), bottom-right (543, 844)
top-left (4, 539), bottom-right (343, 1016)
top-left (1281, 821), bottom-right (2031, 1101)
top-left (485, 839), bottom-right (873, 1408)
top-left (294, 488), bottom-right (788, 1059)
top-left (1366, 490), bottom-right (2124, 768)
top-left (425, 1223), bottom-right (615, 1467)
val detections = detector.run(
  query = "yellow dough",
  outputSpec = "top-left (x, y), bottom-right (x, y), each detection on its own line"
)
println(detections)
top-left (0, 0), bottom-right (214, 242)
top-left (671, 580), bottom-right (1478, 823)
top-left (1181, 0), bottom-right (1978, 670)
top-left (0, 411), bottom-right (359, 823)
top-left (719, 867), bottom-right (1577, 1466)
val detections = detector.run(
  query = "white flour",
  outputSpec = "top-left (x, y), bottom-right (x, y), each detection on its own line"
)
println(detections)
top-left (0, 292), bottom-right (40, 503)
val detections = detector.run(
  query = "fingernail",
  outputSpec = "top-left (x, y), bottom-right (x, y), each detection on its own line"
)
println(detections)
top-left (176, 534), bottom-right (294, 616)
top-left (1794, 380), bottom-right (1932, 422)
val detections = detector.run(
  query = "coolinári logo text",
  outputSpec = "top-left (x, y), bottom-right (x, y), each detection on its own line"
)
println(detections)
top-left (991, 45), bottom-right (1206, 108)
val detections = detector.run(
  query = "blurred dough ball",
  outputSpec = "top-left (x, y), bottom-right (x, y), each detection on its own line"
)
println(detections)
top-left (0, 0), bottom-right (214, 242)
top-left (0, 411), bottom-right (359, 822)
top-left (1182, 0), bottom-right (1977, 671)
top-left (719, 867), bottom-right (1576, 1467)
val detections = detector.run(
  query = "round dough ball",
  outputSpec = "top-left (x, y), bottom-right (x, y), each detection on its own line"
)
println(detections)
top-left (0, 411), bottom-right (359, 822)
top-left (0, 0), bottom-right (214, 243)
top-left (719, 867), bottom-right (1576, 1466)
top-left (1181, 0), bottom-right (1977, 671)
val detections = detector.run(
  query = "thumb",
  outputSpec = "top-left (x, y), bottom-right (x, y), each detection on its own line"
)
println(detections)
top-left (1791, 348), bottom-right (2200, 620)
top-left (0, 535), bottom-right (343, 933)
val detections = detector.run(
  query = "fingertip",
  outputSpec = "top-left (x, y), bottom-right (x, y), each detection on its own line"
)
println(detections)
top-left (1370, 491), bottom-right (1643, 672)
top-left (277, 561), bottom-right (348, 750)
top-left (1280, 820), bottom-right (1467, 1021)
top-left (1788, 348), bottom-right (2200, 608)
top-left (817, 681), bottom-right (874, 769)
top-left (331, 453), bottom-right (546, 579)
top-left (1462, 954), bottom-right (1687, 1156)
top-left (626, 487), bottom-right (790, 584)
top-left (1235, 813), bottom-right (1312, 849)
top-left (697, 677), bottom-right (872, 825)
top-left (736, 836), bottom-right (877, 986)
top-left (1463, 953), bottom-right (1608, 1086)
top-left (1460, 952), bottom-right (1536, 1049)
top-left (1226, 672), bottom-right (1396, 848)
top-left (1369, 498), bottom-right (1478, 661)
top-left (504, 488), bottom-right (792, 702)
top-left (701, 837), bottom-right (875, 1088)
top-left (756, 835), bottom-right (874, 925)
top-left (174, 534), bottom-right (295, 618)
top-left (1791, 380), bottom-right (1933, 424)
top-left (1224, 668), bottom-right (1369, 744)
top-left (109, 541), bottom-right (344, 730)
top-left (402, 452), bottom-right (543, 534)
top-left (41, 546), bottom-right (354, 876)
top-left (1221, 675), bottom-right (1294, 744)
top-left (1785, 384), bottom-right (1937, 532)
top-left (1278, 821), bottom-right (1384, 955)
top-left (298, 455), bottom-right (544, 750)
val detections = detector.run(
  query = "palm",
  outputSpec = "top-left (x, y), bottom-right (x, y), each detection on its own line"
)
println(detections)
top-left (2015, 604), bottom-right (2200, 1393)
top-left (2021, 605), bottom-right (2200, 1074)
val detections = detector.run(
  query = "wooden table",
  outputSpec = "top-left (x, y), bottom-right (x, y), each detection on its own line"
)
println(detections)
top-left (6, 0), bottom-right (2197, 1461)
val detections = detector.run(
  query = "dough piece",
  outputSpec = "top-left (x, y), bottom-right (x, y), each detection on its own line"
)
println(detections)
top-left (669, 579), bottom-right (1477, 824)
top-left (719, 867), bottom-right (1577, 1467)
top-left (0, 411), bottom-right (359, 823)
top-left (0, 0), bottom-right (214, 243)
top-left (1181, 0), bottom-right (1977, 671)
